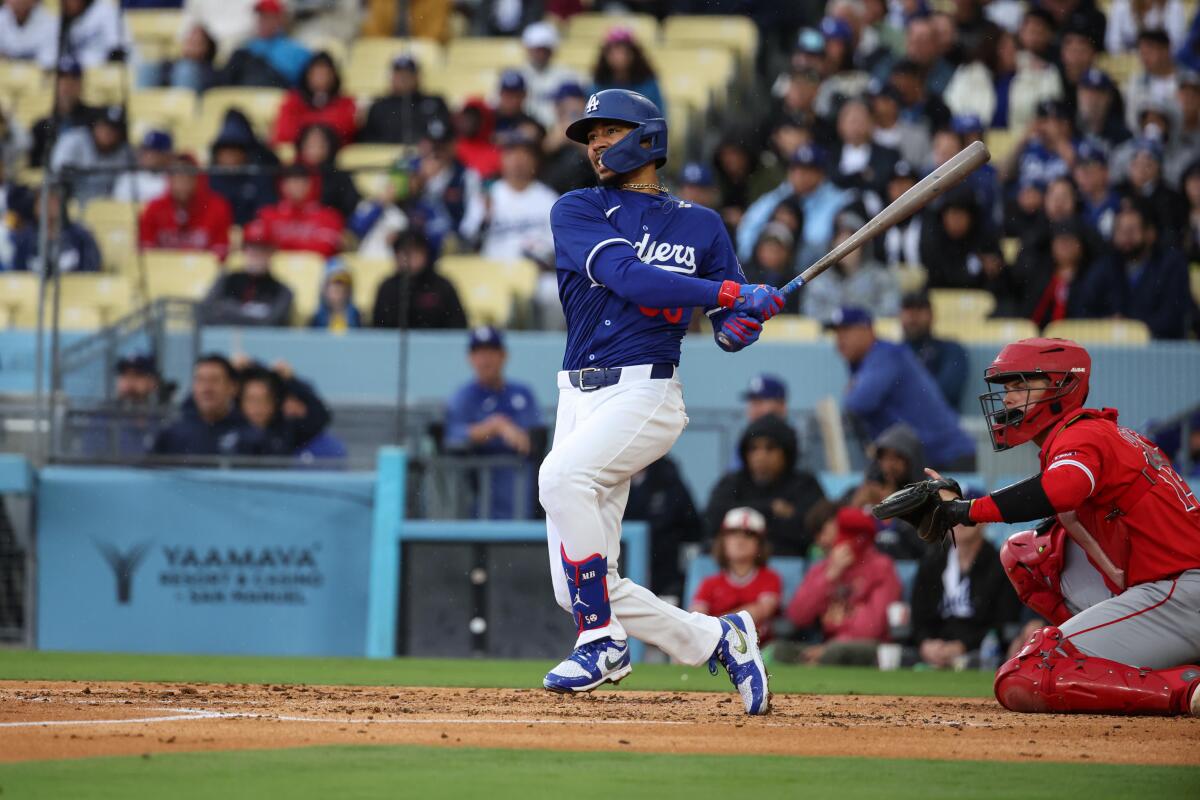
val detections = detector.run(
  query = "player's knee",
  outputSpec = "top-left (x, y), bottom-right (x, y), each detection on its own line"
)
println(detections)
top-left (538, 458), bottom-right (591, 513)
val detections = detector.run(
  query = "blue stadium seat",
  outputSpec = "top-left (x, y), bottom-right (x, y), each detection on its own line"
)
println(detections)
top-left (894, 559), bottom-right (919, 602)
top-left (772, 557), bottom-right (807, 606)
top-left (681, 554), bottom-right (719, 608)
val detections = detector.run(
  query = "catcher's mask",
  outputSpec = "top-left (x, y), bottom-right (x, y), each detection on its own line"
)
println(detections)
top-left (979, 338), bottom-right (1091, 451)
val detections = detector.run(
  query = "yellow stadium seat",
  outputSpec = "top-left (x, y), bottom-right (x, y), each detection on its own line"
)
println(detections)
top-left (57, 273), bottom-right (134, 323)
top-left (446, 38), bottom-right (524, 71)
top-left (128, 88), bottom-right (197, 139)
top-left (553, 43), bottom-right (599, 75)
top-left (82, 64), bottom-right (129, 106)
top-left (82, 200), bottom-right (140, 273)
top-left (566, 13), bottom-right (659, 46)
top-left (198, 88), bottom-right (285, 145)
top-left (0, 273), bottom-right (39, 320)
top-left (12, 91), bottom-right (52, 129)
top-left (301, 35), bottom-right (348, 67)
top-left (345, 38), bottom-right (444, 98)
top-left (344, 255), bottom-right (393, 316)
top-left (438, 255), bottom-right (538, 302)
top-left (0, 61), bottom-right (45, 105)
top-left (12, 304), bottom-right (104, 330)
top-left (0, 305), bottom-right (10, 329)
top-left (662, 15), bottom-right (757, 82)
top-left (759, 315), bottom-right (821, 342)
top-left (1043, 319), bottom-right (1151, 345)
top-left (893, 263), bottom-right (928, 294)
top-left (142, 250), bottom-right (221, 301)
top-left (660, 72), bottom-right (710, 116)
top-left (1000, 236), bottom-right (1021, 265)
top-left (338, 143), bottom-right (410, 195)
top-left (984, 128), bottom-right (1018, 165)
top-left (270, 251), bottom-right (325, 322)
top-left (423, 67), bottom-right (503, 108)
top-left (437, 257), bottom-right (514, 326)
top-left (647, 47), bottom-right (735, 93)
top-left (125, 9), bottom-right (184, 62)
top-left (935, 317), bottom-right (1039, 343)
top-left (1097, 52), bottom-right (1138, 85)
top-left (929, 288), bottom-right (996, 322)
top-left (873, 316), bottom-right (902, 342)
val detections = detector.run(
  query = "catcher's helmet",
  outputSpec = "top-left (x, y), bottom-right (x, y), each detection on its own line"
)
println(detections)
top-left (565, 89), bottom-right (668, 174)
top-left (979, 337), bottom-right (1091, 451)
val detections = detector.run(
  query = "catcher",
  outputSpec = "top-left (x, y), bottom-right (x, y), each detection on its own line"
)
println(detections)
top-left (875, 337), bottom-right (1200, 716)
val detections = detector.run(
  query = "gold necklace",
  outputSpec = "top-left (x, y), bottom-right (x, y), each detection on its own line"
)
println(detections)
top-left (621, 182), bottom-right (669, 193)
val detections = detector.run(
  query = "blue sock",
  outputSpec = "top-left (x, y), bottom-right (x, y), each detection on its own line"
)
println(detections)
top-left (560, 546), bottom-right (611, 634)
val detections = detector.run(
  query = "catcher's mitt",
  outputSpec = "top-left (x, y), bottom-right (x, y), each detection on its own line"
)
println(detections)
top-left (872, 478), bottom-right (966, 543)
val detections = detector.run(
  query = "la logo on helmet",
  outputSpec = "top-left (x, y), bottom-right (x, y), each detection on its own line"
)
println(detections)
top-left (586, 94), bottom-right (600, 113)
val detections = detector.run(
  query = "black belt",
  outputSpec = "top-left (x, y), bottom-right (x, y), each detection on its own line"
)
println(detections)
top-left (568, 363), bottom-right (675, 392)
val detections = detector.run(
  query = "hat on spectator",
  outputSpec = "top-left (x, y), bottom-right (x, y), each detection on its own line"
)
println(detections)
top-left (554, 81), bottom-right (586, 102)
top-left (522, 21), bottom-right (559, 50)
top-left (834, 506), bottom-right (878, 552)
top-left (243, 219), bottom-right (275, 249)
top-left (140, 129), bottom-right (173, 152)
top-left (951, 114), bottom-right (984, 135)
top-left (741, 373), bottom-right (787, 401)
top-left (680, 162), bottom-right (713, 187)
top-left (1131, 137), bottom-right (1164, 162)
top-left (1035, 99), bottom-right (1070, 120)
top-left (468, 325), bottom-right (505, 351)
top-left (720, 507), bottom-right (767, 536)
top-left (254, 0), bottom-right (285, 14)
top-left (900, 290), bottom-right (931, 310)
top-left (603, 26), bottom-right (637, 45)
top-left (94, 105), bottom-right (126, 130)
top-left (819, 16), bottom-right (853, 43)
top-left (796, 27), bottom-right (825, 55)
top-left (824, 306), bottom-right (873, 329)
top-left (789, 144), bottom-right (825, 168)
top-left (116, 352), bottom-right (158, 376)
top-left (499, 69), bottom-right (526, 93)
top-left (391, 54), bottom-right (418, 72)
top-left (1018, 174), bottom-right (1048, 191)
top-left (1078, 67), bottom-right (1113, 91)
top-left (757, 222), bottom-right (794, 249)
top-left (1136, 28), bottom-right (1171, 46)
top-left (1075, 139), bottom-right (1107, 164)
top-left (55, 55), bottom-right (82, 77)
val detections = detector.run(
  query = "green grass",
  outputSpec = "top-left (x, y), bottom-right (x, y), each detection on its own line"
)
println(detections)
top-left (0, 746), bottom-right (1195, 800)
top-left (0, 649), bottom-right (994, 697)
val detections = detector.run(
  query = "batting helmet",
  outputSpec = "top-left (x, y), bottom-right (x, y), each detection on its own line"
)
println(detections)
top-left (978, 337), bottom-right (1091, 451)
top-left (565, 89), bottom-right (668, 174)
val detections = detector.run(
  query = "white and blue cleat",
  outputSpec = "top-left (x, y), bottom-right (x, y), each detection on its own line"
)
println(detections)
top-left (709, 610), bottom-right (770, 715)
top-left (543, 637), bottom-right (632, 693)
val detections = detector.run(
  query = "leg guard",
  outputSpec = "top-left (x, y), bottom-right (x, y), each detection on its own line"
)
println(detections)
top-left (560, 546), bottom-right (611, 635)
top-left (994, 626), bottom-right (1200, 716)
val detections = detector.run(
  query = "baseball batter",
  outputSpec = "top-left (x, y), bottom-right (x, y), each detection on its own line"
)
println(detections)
top-left (539, 89), bottom-right (779, 714)
top-left (899, 337), bottom-right (1200, 715)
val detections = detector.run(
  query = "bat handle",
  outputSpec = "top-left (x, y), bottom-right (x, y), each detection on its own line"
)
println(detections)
top-left (780, 276), bottom-right (805, 298)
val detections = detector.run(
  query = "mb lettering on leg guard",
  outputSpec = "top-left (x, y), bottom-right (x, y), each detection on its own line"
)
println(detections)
top-left (561, 547), bottom-right (611, 634)
top-left (994, 626), bottom-right (1200, 716)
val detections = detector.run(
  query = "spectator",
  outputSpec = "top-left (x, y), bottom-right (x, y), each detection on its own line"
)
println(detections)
top-left (802, 208), bottom-right (899, 323)
top-left (898, 291), bottom-right (969, 409)
top-left (1091, 199), bottom-right (1193, 339)
top-left (1073, 139), bottom-right (1122, 239)
top-left (518, 21), bottom-right (580, 129)
top-left (199, 218), bottom-right (293, 326)
top-left (704, 413), bottom-right (826, 557)
top-left (1004, 176), bottom-right (1047, 238)
top-left (371, 230), bottom-right (466, 329)
top-left (853, 422), bottom-right (929, 560)
top-left (691, 506), bottom-right (783, 644)
top-left (625, 456), bottom-right (701, 599)
top-left (416, 119), bottom-right (486, 252)
top-left (591, 27), bottom-right (664, 114)
top-left (1168, 71), bottom-right (1200, 186)
top-left (1183, 160), bottom-right (1200, 262)
top-left (711, 133), bottom-right (775, 229)
top-left (1075, 67), bottom-right (1131, 149)
top-left (903, 14), bottom-right (954, 96)
top-left (911, 504), bottom-right (1020, 668)
top-left (1024, 220), bottom-right (1112, 329)
top-left (878, 160), bottom-right (922, 265)
top-left (50, 105), bottom-right (133, 207)
top-left (803, 498), bottom-right (841, 560)
top-left (1007, 99), bottom-right (1075, 188)
top-left (113, 129), bottom-right (172, 202)
top-left (738, 144), bottom-right (852, 268)
top-left (346, 167), bottom-right (408, 259)
top-left (539, 81), bottom-right (593, 195)
top-left (453, 100), bottom-right (501, 181)
top-left (295, 123), bottom-right (359, 220)
top-left (786, 506), bottom-right (902, 665)
top-left (677, 161), bottom-right (719, 208)
top-left (829, 306), bottom-right (976, 470)
top-left (216, 0), bottom-right (310, 89)
top-left (944, 26), bottom-right (1011, 128)
top-left (57, 0), bottom-right (129, 68)
top-left (1116, 139), bottom-right (1187, 246)
top-left (0, 155), bottom-right (33, 266)
top-left (0, 108), bottom-right (29, 179)
top-left (0, 0), bottom-right (56, 68)
top-left (256, 164), bottom-right (344, 257)
top-left (237, 363), bottom-right (331, 456)
top-left (1058, 25), bottom-right (1100, 110)
top-left (1008, 9), bottom-right (1065, 132)
top-left (358, 54), bottom-right (451, 146)
top-left (918, 186), bottom-right (1004, 291)
top-left (115, 353), bottom-right (163, 406)
top-left (887, 58), bottom-right (952, 133)
top-left (741, 223), bottom-right (799, 313)
top-left (273, 51), bottom-right (356, 147)
top-left (138, 154), bottom-right (233, 257)
top-left (830, 98), bottom-right (900, 195)
top-left (814, 16), bottom-right (871, 117)
top-left (492, 69), bottom-right (537, 136)
top-left (765, 66), bottom-right (836, 153)
top-left (283, 370), bottom-right (346, 460)
top-left (479, 133), bottom-right (557, 260)
top-left (137, 23), bottom-right (217, 92)
top-left (1124, 29), bottom-right (1178, 130)
top-left (869, 82), bottom-right (930, 168)
top-left (10, 187), bottom-right (101, 272)
top-left (946, 118), bottom-right (1001, 226)
top-left (444, 326), bottom-right (541, 520)
top-left (181, 0), bottom-right (254, 57)
top-left (309, 259), bottom-right (361, 331)
top-left (1038, 0), bottom-right (1107, 49)
top-left (208, 109), bottom-right (280, 226)
top-left (151, 354), bottom-right (258, 456)
top-left (742, 373), bottom-right (788, 424)
top-left (82, 353), bottom-right (166, 457)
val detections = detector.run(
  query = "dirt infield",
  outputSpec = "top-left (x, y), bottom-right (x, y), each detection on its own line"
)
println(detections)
top-left (1, 681), bottom-right (1196, 766)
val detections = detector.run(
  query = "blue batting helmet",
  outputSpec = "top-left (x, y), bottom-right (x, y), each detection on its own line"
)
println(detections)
top-left (565, 89), bottom-right (668, 173)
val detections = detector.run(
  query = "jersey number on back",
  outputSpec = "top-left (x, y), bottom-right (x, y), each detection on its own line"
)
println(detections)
top-left (1118, 427), bottom-right (1199, 513)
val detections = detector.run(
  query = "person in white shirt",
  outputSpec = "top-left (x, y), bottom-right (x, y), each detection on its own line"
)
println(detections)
top-left (1106, 0), bottom-right (1187, 54)
top-left (56, 0), bottom-right (129, 68)
top-left (517, 21), bottom-right (583, 130)
top-left (112, 129), bottom-right (173, 202)
top-left (0, 0), bottom-right (57, 67)
top-left (480, 133), bottom-right (558, 261)
top-left (1124, 29), bottom-right (1179, 130)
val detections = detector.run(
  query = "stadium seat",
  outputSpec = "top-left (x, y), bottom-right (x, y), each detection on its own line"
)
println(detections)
top-left (270, 251), bottom-right (325, 323)
top-left (565, 13), bottom-right (660, 46)
top-left (0, 60), bottom-right (44, 106)
top-left (302, 35), bottom-right (348, 67)
top-left (423, 67), bottom-right (504, 108)
top-left (647, 47), bottom-right (736, 95)
top-left (345, 38), bottom-right (444, 98)
top-left (929, 288), bottom-right (995, 321)
top-left (984, 128), bottom-right (1018, 165)
top-left (82, 64), bottom-right (129, 106)
top-left (935, 317), bottom-right (1039, 343)
top-left (336, 143), bottom-right (409, 196)
top-left (12, 304), bottom-right (104, 331)
top-left (681, 554), bottom-right (719, 609)
top-left (11, 90), bottom-right (53, 129)
top-left (0, 273), bottom-right (39, 322)
top-left (1043, 319), bottom-right (1151, 345)
top-left (1097, 52), bottom-right (1138, 85)
top-left (445, 37), bottom-right (524, 71)
top-left (198, 88), bottom-right (285, 144)
top-left (1000, 236), bottom-right (1020, 265)
top-left (772, 557), bottom-right (808, 604)
top-left (894, 559), bottom-right (919, 602)
top-left (759, 315), bottom-right (821, 342)
top-left (142, 250), bottom-right (221, 301)
top-left (344, 255), bottom-right (393, 317)
top-left (438, 255), bottom-right (537, 302)
top-left (437, 257), bottom-right (515, 326)
top-left (553, 44), bottom-right (599, 75)
top-left (662, 15), bottom-right (758, 81)
top-left (128, 88), bottom-right (197, 140)
top-left (82, 200), bottom-right (140, 273)
top-left (893, 262), bottom-right (928, 294)
top-left (660, 72), bottom-right (711, 117)
top-left (57, 273), bottom-right (134, 324)
top-left (125, 9), bottom-right (184, 62)
top-left (873, 316), bottom-right (902, 342)
top-left (0, 305), bottom-right (10, 330)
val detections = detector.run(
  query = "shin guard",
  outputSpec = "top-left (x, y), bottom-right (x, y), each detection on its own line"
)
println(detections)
top-left (994, 626), bottom-right (1200, 716)
top-left (560, 546), bottom-right (611, 634)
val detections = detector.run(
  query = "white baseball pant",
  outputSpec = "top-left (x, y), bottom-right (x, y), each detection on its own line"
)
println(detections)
top-left (539, 365), bottom-right (723, 666)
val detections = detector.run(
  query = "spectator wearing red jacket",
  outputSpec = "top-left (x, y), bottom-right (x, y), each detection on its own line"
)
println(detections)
top-left (272, 51), bottom-right (357, 147)
top-left (255, 164), bottom-right (344, 257)
top-left (787, 507), bottom-right (902, 665)
top-left (690, 507), bottom-right (782, 644)
top-left (138, 155), bottom-right (234, 259)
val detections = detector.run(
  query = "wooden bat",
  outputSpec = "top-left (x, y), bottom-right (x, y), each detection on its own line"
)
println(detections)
top-left (780, 140), bottom-right (991, 297)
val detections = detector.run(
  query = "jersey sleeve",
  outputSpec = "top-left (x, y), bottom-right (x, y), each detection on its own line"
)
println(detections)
top-left (549, 192), bottom-right (636, 284)
top-left (1042, 425), bottom-right (1106, 508)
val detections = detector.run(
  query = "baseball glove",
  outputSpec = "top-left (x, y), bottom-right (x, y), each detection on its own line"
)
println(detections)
top-left (872, 478), bottom-right (965, 543)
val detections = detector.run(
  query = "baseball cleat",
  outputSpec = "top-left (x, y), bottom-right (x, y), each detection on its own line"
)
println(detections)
top-left (543, 637), bottom-right (632, 693)
top-left (709, 610), bottom-right (770, 715)
top-left (1191, 683), bottom-right (1200, 717)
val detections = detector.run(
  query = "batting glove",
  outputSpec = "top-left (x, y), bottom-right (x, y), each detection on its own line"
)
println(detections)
top-left (717, 281), bottom-right (785, 321)
top-left (715, 312), bottom-right (762, 352)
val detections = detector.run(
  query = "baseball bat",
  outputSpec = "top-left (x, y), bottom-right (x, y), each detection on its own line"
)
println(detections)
top-left (780, 140), bottom-right (991, 297)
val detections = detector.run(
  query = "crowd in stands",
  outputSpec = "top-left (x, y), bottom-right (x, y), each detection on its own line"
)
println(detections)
top-left (0, 0), bottom-right (1197, 340)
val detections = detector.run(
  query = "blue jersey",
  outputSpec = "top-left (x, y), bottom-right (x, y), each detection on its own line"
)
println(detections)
top-left (550, 187), bottom-right (745, 370)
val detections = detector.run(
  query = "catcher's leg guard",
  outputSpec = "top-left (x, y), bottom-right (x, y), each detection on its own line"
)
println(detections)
top-left (994, 626), bottom-right (1200, 715)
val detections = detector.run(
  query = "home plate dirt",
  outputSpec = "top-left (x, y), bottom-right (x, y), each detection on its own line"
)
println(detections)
top-left (1, 681), bottom-right (1196, 765)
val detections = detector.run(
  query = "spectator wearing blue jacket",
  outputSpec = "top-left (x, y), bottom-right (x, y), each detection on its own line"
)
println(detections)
top-left (217, 0), bottom-right (310, 88)
top-left (151, 354), bottom-right (259, 456)
top-left (443, 327), bottom-right (542, 519)
top-left (898, 291), bottom-right (969, 410)
top-left (829, 307), bottom-right (976, 471)
top-left (8, 187), bottom-right (100, 273)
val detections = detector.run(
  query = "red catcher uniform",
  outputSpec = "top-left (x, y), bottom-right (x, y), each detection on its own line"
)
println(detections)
top-left (255, 200), bottom-right (344, 258)
top-left (138, 177), bottom-right (233, 260)
top-left (692, 568), bottom-right (782, 643)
